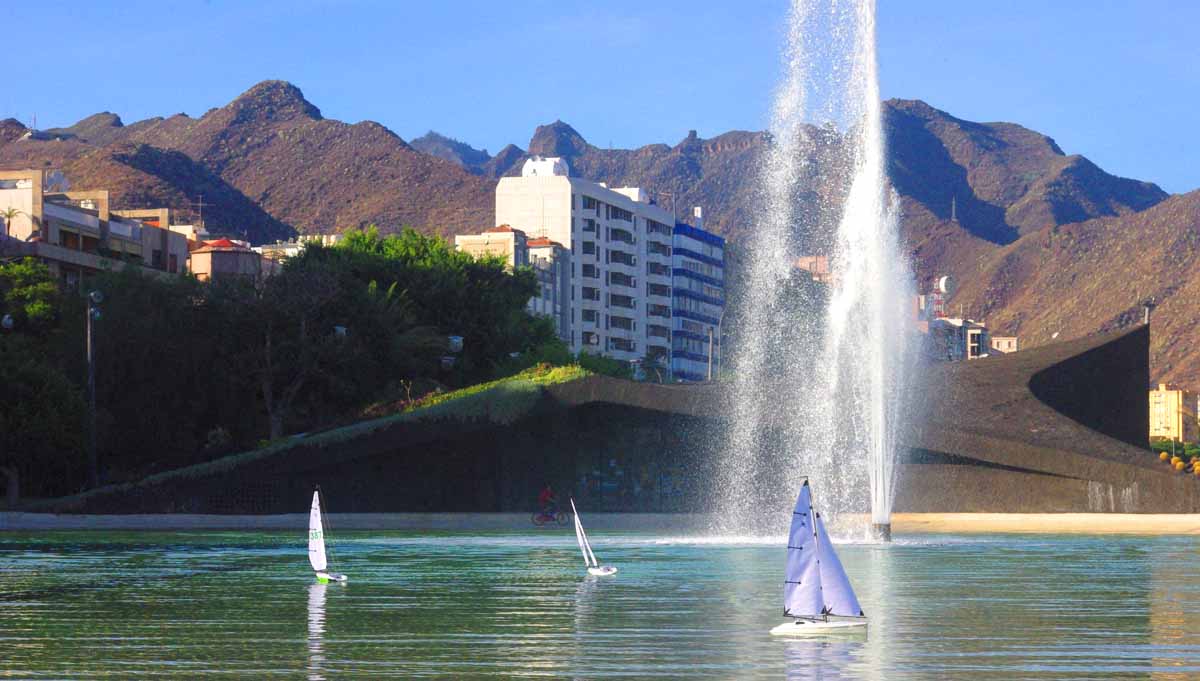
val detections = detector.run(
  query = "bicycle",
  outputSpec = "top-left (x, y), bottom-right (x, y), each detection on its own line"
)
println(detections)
top-left (531, 509), bottom-right (570, 526)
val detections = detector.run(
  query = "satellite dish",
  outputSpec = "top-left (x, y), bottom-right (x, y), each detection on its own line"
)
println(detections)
top-left (937, 275), bottom-right (954, 295)
top-left (44, 170), bottom-right (69, 192)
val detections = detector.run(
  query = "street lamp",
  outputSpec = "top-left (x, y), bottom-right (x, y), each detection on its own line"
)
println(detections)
top-left (86, 290), bottom-right (102, 488)
top-left (0, 314), bottom-right (12, 330)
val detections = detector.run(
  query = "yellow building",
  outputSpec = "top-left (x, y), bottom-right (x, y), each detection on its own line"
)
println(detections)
top-left (1149, 383), bottom-right (1199, 442)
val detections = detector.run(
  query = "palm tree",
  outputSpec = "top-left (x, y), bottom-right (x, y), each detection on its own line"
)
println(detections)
top-left (0, 207), bottom-right (22, 238)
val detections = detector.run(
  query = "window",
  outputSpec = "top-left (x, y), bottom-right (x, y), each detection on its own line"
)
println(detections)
top-left (648, 324), bottom-right (670, 339)
top-left (647, 262), bottom-right (670, 276)
top-left (647, 304), bottom-right (671, 319)
top-left (647, 219), bottom-right (671, 235)
top-left (648, 283), bottom-right (671, 298)
top-left (607, 205), bottom-right (633, 222)
top-left (582, 286), bottom-right (600, 301)
top-left (610, 316), bottom-right (634, 331)
top-left (582, 309), bottom-right (598, 323)
top-left (582, 218), bottom-right (597, 233)
top-left (152, 249), bottom-right (164, 269)
top-left (583, 331), bottom-right (600, 346)
top-left (648, 242), bottom-right (671, 257)
top-left (610, 228), bottom-right (635, 245)
top-left (608, 271), bottom-right (636, 288)
top-left (582, 241), bottom-right (596, 255)
top-left (607, 249), bottom-right (635, 266)
top-left (608, 337), bottom-right (635, 352)
top-left (582, 196), bottom-right (599, 211)
top-left (582, 264), bottom-right (599, 279)
top-left (609, 294), bottom-right (635, 309)
top-left (168, 254), bottom-right (178, 273)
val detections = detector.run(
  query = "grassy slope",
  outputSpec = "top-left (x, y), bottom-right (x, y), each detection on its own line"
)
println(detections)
top-left (34, 364), bottom-right (590, 511)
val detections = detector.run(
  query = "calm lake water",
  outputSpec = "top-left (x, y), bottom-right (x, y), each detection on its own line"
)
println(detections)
top-left (1, 529), bottom-right (1198, 679)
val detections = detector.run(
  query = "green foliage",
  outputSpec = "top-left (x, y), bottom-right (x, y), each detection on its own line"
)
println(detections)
top-left (0, 336), bottom-right (86, 500)
top-left (0, 258), bottom-right (62, 337)
top-left (577, 352), bottom-right (633, 379)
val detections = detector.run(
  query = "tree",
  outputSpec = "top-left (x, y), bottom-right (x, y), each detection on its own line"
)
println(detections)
top-left (0, 337), bottom-right (85, 505)
top-left (0, 207), bottom-right (21, 238)
top-left (0, 257), bottom-right (61, 337)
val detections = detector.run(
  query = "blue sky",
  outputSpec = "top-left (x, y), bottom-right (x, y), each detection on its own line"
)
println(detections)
top-left (2, 1), bottom-right (1196, 192)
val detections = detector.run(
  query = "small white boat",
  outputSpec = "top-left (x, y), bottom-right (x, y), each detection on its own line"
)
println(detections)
top-left (770, 479), bottom-right (865, 636)
top-left (570, 498), bottom-right (617, 576)
top-left (309, 488), bottom-right (347, 584)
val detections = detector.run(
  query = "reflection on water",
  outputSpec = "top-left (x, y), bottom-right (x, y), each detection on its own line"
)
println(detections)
top-left (0, 531), bottom-right (1199, 678)
top-left (307, 582), bottom-right (327, 681)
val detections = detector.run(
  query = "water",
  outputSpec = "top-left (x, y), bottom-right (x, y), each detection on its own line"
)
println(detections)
top-left (723, 0), bottom-right (915, 534)
top-left (3, 530), bottom-right (1199, 679)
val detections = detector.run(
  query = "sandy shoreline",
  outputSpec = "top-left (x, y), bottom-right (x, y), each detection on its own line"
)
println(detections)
top-left (4, 511), bottom-right (1200, 534)
top-left (892, 513), bottom-right (1200, 535)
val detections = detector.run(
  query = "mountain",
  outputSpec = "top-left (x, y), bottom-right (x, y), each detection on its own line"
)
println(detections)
top-left (950, 190), bottom-right (1200, 385)
top-left (1, 81), bottom-right (1191, 381)
top-left (0, 81), bottom-right (496, 242)
top-left (410, 131), bottom-right (492, 172)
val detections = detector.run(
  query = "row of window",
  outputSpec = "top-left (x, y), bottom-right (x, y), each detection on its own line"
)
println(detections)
top-left (678, 258), bottom-right (722, 279)
top-left (675, 276), bottom-right (723, 300)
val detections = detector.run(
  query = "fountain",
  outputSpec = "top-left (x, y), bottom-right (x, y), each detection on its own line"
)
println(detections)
top-left (719, 0), bottom-right (916, 539)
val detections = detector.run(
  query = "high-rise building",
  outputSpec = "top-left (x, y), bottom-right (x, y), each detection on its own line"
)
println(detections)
top-left (492, 157), bottom-right (724, 379)
top-left (495, 157), bottom-right (676, 363)
top-left (671, 223), bottom-right (726, 381)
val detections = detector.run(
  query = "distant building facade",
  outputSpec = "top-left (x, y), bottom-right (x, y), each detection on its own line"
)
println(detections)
top-left (1149, 383), bottom-right (1199, 443)
top-left (454, 225), bottom-right (571, 345)
top-left (490, 156), bottom-right (724, 379)
top-left (495, 157), bottom-right (677, 364)
top-left (0, 169), bottom-right (188, 286)
top-left (189, 238), bottom-right (262, 282)
top-left (671, 223), bottom-right (725, 381)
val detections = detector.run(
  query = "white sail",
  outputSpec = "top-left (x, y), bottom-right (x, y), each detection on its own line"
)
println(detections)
top-left (814, 512), bottom-right (865, 617)
top-left (308, 490), bottom-right (327, 572)
top-left (783, 480), bottom-right (823, 618)
top-left (570, 498), bottom-right (598, 568)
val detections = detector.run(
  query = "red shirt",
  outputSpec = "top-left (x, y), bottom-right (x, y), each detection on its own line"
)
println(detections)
top-left (538, 488), bottom-right (554, 506)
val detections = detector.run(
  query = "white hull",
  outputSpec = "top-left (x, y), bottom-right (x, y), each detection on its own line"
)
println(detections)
top-left (588, 565), bottom-right (618, 576)
top-left (316, 571), bottom-right (348, 583)
top-left (770, 619), bottom-right (866, 636)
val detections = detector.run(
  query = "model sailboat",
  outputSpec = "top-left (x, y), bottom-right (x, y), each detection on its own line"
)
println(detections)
top-left (309, 489), bottom-right (347, 583)
top-left (570, 498), bottom-right (617, 576)
top-left (770, 479), bottom-right (865, 635)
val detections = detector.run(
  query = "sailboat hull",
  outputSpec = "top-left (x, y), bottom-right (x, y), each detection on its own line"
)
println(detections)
top-left (316, 571), bottom-right (348, 583)
top-left (770, 619), bottom-right (866, 636)
top-left (587, 565), bottom-right (618, 576)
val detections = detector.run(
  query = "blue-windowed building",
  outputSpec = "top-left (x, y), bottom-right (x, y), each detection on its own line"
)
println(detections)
top-left (670, 221), bottom-right (725, 381)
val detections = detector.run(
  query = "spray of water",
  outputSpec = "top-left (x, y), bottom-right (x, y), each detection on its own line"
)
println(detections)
top-left (718, 0), bottom-right (916, 537)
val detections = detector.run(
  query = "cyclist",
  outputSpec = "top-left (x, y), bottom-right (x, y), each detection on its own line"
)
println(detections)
top-left (537, 483), bottom-right (558, 518)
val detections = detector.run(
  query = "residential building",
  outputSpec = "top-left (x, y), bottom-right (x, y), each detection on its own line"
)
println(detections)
top-left (0, 169), bottom-right (188, 286)
top-left (527, 236), bottom-right (571, 344)
top-left (671, 223), bottom-right (726, 381)
top-left (495, 157), bottom-right (677, 364)
top-left (794, 255), bottom-right (833, 285)
top-left (189, 238), bottom-right (262, 282)
top-left (494, 156), bottom-right (724, 379)
top-left (990, 336), bottom-right (1019, 354)
top-left (254, 233), bottom-right (344, 265)
top-left (1149, 383), bottom-right (1199, 443)
top-left (923, 317), bottom-right (989, 361)
top-left (454, 226), bottom-right (528, 268)
top-left (453, 225), bottom-right (571, 345)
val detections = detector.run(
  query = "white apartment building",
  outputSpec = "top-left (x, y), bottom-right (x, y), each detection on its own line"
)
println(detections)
top-left (496, 157), bottom-right (675, 363)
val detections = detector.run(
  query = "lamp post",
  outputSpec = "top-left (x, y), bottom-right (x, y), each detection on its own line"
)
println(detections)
top-left (86, 290), bottom-right (102, 488)
top-left (706, 307), bottom-right (727, 382)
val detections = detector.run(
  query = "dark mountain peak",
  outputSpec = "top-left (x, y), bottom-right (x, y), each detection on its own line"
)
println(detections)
top-left (46, 112), bottom-right (127, 145)
top-left (528, 120), bottom-right (589, 158)
top-left (483, 144), bottom-right (526, 178)
top-left (227, 80), bottom-right (322, 123)
top-left (0, 118), bottom-right (28, 145)
top-left (411, 130), bottom-right (490, 169)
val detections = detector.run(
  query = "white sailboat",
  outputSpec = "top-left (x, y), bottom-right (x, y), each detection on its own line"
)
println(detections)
top-left (309, 489), bottom-right (347, 583)
top-left (570, 498), bottom-right (617, 576)
top-left (770, 479), bottom-right (866, 635)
